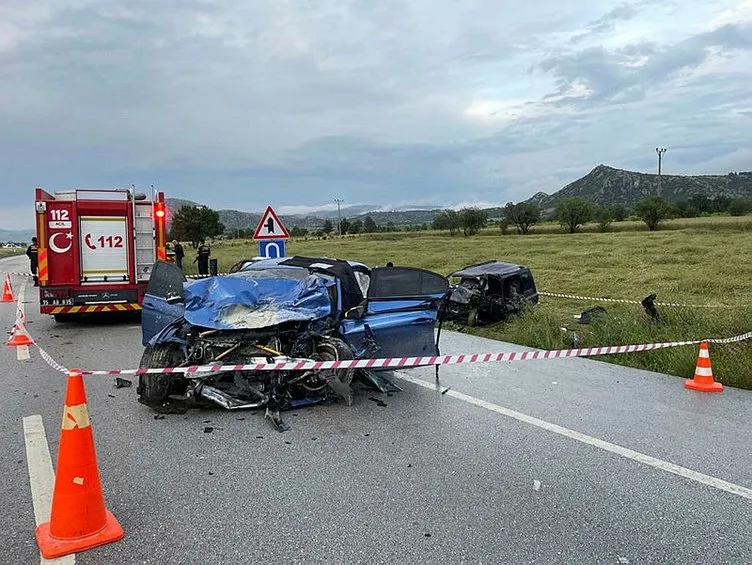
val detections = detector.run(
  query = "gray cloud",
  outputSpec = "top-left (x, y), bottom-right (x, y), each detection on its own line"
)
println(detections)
top-left (571, 3), bottom-right (640, 42)
top-left (540, 23), bottom-right (752, 104)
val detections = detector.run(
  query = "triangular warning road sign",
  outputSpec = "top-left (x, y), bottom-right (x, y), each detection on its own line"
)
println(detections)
top-left (253, 206), bottom-right (290, 240)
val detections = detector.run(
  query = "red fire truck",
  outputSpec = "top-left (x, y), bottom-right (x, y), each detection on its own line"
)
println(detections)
top-left (34, 187), bottom-right (168, 320)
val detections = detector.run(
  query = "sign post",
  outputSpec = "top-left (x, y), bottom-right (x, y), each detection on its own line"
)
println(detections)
top-left (252, 206), bottom-right (290, 259)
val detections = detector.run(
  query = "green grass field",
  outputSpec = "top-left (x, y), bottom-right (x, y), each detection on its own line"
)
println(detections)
top-left (186, 216), bottom-right (752, 389)
top-left (0, 248), bottom-right (24, 259)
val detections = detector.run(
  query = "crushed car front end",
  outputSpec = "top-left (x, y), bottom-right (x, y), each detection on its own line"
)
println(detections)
top-left (138, 261), bottom-right (357, 414)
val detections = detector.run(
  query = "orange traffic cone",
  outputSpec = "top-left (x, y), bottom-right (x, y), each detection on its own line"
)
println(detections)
top-left (6, 317), bottom-right (34, 346)
top-left (1, 275), bottom-right (13, 303)
top-left (684, 342), bottom-right (723, 393)
top-left (35, 369), bottom-right (124, 559)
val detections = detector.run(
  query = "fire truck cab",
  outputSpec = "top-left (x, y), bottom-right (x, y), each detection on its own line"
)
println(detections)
top-left (34, 187), bottom-right (168, 320)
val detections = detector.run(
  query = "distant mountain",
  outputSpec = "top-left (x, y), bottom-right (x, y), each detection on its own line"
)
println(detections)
top-left (165, 198), bottom-right (449, 230)
top-left (166, 197), bottom-right (200, 210)
top-left (527, 165), bottom-right (752, 210)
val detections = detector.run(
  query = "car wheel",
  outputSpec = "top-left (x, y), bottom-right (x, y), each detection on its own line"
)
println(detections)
top-left (310, 337), bottom-right (356, 403)
top-left (467, 308), bottom-right (479, 327)
top-left (137, 344), bottom-right (188, 413)
top-left (322, 337), bottom-right (356, 380)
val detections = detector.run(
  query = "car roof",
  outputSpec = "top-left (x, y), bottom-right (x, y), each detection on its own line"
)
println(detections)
top-left (450, 260), bottom-right (527, 278)
top-left (240, 256), bottom-right (369, 271)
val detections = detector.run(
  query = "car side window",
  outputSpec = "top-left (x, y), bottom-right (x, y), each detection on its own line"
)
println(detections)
top-left (146, 261), bottom-right (186, 301)
top-left (368, 267), bottom-right (449, 299)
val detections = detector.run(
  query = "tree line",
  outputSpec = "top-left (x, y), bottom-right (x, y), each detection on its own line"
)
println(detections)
top-left (169, 195), bottom-right (752, 245)
top-left (433, 195), bottom-right (752, 235)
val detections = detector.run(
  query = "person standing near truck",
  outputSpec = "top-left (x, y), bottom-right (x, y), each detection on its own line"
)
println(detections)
top-left (26, 237), bottom-right (38, 286)
top-left (172, 240), bottom-right (185, 270)
top-left (194, 240), bottom-right (211, 275)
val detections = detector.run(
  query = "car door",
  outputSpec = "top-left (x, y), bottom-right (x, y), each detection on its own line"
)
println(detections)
top-left (141, 261), bottom-right (187, 346)
top-left (340, 266), bottom-right (449, 360)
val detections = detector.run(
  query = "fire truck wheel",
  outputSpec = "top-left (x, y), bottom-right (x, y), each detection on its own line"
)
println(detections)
top-left (137, 345), bottom-right (189, 413)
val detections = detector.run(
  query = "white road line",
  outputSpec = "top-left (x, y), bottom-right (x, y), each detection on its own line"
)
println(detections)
top-left (23, 416), bottom-right (76, 565)
top-left (397, 374), bottom-right (752, 502)
top-left (16, 281), bottom-right (30, 360)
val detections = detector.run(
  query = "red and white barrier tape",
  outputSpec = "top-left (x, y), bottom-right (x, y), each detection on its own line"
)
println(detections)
top-left (64, 330), bottom-right (750, 376)
top-left (186, 273), bottom-right (230, 279)
top-left (37, 345), bottom-right (69, 374)
top-left (538, 291), bottom-right (729, 308)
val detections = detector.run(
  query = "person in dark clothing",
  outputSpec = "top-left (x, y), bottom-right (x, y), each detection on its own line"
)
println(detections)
top-left (26, 237), bottom-right (38, 286)
top-left (172, 240), bottom-right (185, 270)
top-left (194, 241), bottom-right (211, 275)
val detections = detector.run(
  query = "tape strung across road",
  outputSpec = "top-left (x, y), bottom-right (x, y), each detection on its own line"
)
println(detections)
top-left (538, 291), bottom-right (730, 308)
top-left (26, 330), bottom-right (748, 377)
top-left (4, 271), bottom-right (748, 377)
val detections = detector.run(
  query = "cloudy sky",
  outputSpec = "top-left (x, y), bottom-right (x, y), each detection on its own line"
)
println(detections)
top-left (1, 0), bottom-right (751, 228)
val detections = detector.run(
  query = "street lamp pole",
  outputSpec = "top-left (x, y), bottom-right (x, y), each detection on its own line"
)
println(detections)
top-left (655, 147), bottom-right (667, 194)
top-left (334, 199), bottom-right (344, 236)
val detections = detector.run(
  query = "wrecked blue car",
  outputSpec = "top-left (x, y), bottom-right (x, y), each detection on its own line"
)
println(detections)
top-left (137, 257), bottom-right (449, 419)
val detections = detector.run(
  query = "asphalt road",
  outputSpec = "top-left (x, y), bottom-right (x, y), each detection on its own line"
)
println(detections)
top-left (1, 254), bottom-right (751, 564)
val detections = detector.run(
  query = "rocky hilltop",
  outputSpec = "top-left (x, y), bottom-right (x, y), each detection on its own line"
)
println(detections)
top-left (528, 165), bottom-right (752, 210)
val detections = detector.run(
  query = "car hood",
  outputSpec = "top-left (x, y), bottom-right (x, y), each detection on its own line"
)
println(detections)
top-left (184, 274), bottom-right (333, 330)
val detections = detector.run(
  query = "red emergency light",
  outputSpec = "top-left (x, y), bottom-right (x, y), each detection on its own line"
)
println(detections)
top-left (154, 203), bottom-right (166, 219)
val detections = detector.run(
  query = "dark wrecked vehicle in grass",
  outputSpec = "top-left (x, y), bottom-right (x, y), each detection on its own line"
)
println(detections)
top-left (137, 257), bottom-right (449, 423)
top-left (442, 260), bottom-right (538, 326)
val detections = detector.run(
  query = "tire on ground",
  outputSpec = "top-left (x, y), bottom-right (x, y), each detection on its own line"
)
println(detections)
top-left (137, 345), bottom-right (187, 412)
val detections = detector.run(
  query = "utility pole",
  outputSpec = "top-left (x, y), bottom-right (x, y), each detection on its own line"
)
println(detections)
top-left (334, 199), bottom-right (344, 236)
top-left (655, 147), bottom-right (667, 195)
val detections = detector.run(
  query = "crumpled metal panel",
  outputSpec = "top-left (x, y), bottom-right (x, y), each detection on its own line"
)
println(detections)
top-left (183, 274), bottom-right (333, 330)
